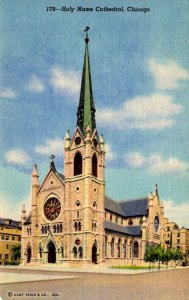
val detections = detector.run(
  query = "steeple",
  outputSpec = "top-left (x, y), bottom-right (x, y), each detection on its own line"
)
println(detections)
top-left (77, 28), bottom-right (96, 136)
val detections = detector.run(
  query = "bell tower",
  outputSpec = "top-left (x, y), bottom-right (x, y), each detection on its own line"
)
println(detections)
top-left (64, 28), bottom-right (105, 264)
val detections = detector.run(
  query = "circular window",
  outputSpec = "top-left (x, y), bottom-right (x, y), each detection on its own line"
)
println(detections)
top-left (93, 139), bottom-right (98, 148)
top-left (44, 197), bottom-right (61, 221)
top-left (75, 238), bottom-right (81, 246)
top-left (75, 137), bottom-right (81, 145)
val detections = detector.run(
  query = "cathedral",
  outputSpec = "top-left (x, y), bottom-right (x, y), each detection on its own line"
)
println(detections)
top-left (21, 31), bottom-right (165, 266)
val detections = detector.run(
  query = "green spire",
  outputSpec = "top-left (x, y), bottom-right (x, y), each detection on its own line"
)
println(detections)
top-left (77, 30), bottom-right (96, 135)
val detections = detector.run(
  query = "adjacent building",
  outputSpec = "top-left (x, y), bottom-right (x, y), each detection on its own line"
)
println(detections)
top-left (0, 218), bottom-right (21, 264)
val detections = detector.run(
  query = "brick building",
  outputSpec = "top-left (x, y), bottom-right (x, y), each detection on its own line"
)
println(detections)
top-left (0, 218), bottom-right (21, 264)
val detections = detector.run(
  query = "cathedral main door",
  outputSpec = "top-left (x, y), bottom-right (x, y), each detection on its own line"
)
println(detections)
top-left (47, 241), bottom-right (56, 263)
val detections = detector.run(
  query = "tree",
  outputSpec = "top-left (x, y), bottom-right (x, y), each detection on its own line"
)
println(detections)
top-left (170, 248), bottom-right (183, 268)
top-left (154, 245), bottom-right (165, 270)
top-left (144, 245), bottom-right (155, 270)
top-left (11, 245), bottom-right (21, 262)
top-left (145, 245), bottom-right (183, 270)
top-left (163, 248), bottom-right (172, 268)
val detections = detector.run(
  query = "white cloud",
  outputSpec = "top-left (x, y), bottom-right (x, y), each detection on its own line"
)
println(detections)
top-left (0, 88), bottom-right (17, 99)
top-left (125, 152), bottom-right (188, 175)
top-left (0, 189), bottom-right (31, 221)
top-left (50, 66), bottom-right (80, 97)
top-left (5, 149), bottom-right (31, 166)
top-left (125, 152), bottom-right (146, 169)
top-left (35, 137), bottom-right (64, 157)
top-left (26, 75), bottom-right (45, 93)
top-left (105, 143), bottom-right (115, 161)
top-left (149, 59), bottom-right (189, 90)
top-left (164, 200), bottom-right (189, 228)
top-left (97, 94), bottom-right (183, 130)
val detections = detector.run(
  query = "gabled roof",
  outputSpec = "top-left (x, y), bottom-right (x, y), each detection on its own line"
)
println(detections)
top-left (119, 198), bottom-right (148, 217)
top-left (105, 196), bottom-right (148, 218)
top-left (105, 196), bottom-right (125, 216)
top-left (37, 168), bottom-right (65, 195)
top-left (104, 221), bottom-right (141, 236)
top-left (55, 172), bottom-right (65, 183)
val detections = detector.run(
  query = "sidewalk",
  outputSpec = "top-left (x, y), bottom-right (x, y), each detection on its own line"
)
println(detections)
top-left (0, 271), bottom-right (75, 284)
top-left (0, 264), bottom-right (181, 275)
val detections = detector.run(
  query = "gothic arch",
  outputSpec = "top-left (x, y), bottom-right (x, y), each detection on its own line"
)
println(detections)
top-left (44, 192), bottom-right (60, 203)
top-left (133, 241), bottom-right (139, 258)
top-left (92, 153), bottom-right (97, 177)
top-left (47, 240), bottom-right (56, 263)
top-left (74, 152), bottom-right (82, 176)
top-left (117, 238), bottom-right (121, 257)
top-left (128, 218), bottom-right (133, 225)
top-left (123, 239), bottom-right (127, 258)
top-left (111, 237), bottom-right (115, 257)
top-left (105, 236), bottom-right (108, 257)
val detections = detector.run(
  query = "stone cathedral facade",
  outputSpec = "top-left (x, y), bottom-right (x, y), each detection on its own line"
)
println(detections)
top-left (21, 33), bottom-right (165, 266)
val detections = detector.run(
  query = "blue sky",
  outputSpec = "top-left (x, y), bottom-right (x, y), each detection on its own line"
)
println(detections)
top-left (0, 0), bottom-right (189, 227)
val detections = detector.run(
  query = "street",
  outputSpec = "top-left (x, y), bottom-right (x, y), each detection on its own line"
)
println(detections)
top-left (0, 268), bottom-right (188, 300)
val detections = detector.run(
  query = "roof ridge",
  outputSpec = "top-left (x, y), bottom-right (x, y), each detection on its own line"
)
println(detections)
top-left (119, 197), bottom-right (148, 203)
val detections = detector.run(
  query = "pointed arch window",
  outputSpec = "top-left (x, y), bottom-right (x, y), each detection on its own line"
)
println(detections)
top-left (78, 221), bottom-right (82, 231)
top-left (74, 222), bottom-right (78, 232)
top-left (111, 237), bottom-right (115, 257)
top-left (74, 152), bottom-right (82, 176)
top-left (78, 246), bottom-right (83, 259)
top-left (133, 241), bottom-right (139, 258)
top-left (128, 218), bottom-right (133, 226)
top-left (92, 153), bottom-right (97, 177)
top-left (105, 236), bottom-right (108, 257)
top-left (117, 238), bottom-right (121, 257)
top-left (73, 246), bottom-right (77, 258)
top-left (61, 246), bottom-right (64, 258)
top-left (123, 239), bottom-right (127, 258)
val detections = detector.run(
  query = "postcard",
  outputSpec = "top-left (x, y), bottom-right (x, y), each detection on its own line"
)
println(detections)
top-left (0, 1), bottom-right (188, 299)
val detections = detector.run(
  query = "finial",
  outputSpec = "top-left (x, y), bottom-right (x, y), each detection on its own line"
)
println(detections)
top-left (32, 163), bottom-right (39, 177)
top-left (21, 203), bottom-right (26, 222)
top-left (50, 154), bottom-right (55, 162)
top-left (64, 130), bottom-right (71, 149)
top-left (22, 203), bottom-right (26, 212)
top-left (84, 26), bottom-right (90, 43)
top-left (65, 129), bottom-right (70, 139)
top-left (99, 134), bottom-right (105, 144)
top-left (155, 184), bottom-right (158, 194)
top-left (50, 155), bottom-right (56, 172)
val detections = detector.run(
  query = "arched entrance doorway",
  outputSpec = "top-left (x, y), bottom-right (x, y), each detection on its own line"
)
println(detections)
top-left (47, 241), bottom-right (56, 263)
top-left (27, 247), bottom-right (31, 263)
top-left (92, 242), bottom-right (97, 264)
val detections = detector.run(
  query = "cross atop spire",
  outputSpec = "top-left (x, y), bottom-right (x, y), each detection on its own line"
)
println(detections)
top-left (76, 28), bottom-right (96, 136)
top-left (50, 154), bottom-right (56, 172)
